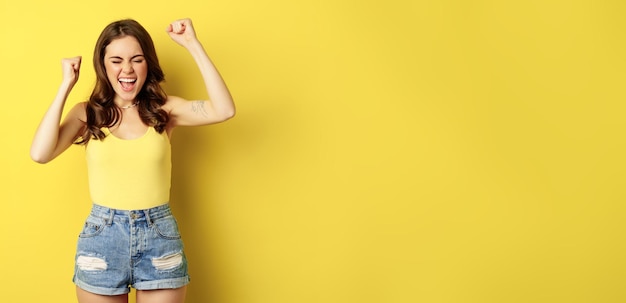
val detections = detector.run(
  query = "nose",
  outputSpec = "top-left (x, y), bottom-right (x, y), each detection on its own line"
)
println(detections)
top-left (122, 61), bottom-right (134, 73)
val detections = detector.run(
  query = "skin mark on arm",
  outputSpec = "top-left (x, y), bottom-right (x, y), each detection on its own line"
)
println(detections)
top-left (191, 101), bottom-right (210, 118)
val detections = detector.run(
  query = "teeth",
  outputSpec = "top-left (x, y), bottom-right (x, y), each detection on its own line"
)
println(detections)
top-left (119, 78), bottom-right (136, 83)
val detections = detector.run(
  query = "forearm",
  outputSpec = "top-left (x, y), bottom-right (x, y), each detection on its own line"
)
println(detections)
top-left (30, 82), bottom-right (72, 163)
top-left (186, 40), bottom-right (235, 118)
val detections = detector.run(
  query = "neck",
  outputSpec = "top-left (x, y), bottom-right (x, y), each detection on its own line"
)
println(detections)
top-left (117, 101), bottom-right (139, 109)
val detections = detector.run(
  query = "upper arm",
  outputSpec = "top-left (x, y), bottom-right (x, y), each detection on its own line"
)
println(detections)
top-left (164, 95), bottom-right (235, 128)
top-left (53, 102), bottom-right (87, 157)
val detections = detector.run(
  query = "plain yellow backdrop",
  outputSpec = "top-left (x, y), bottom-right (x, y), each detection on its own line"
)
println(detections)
top-left (1, 0), bottom-right (625, 302)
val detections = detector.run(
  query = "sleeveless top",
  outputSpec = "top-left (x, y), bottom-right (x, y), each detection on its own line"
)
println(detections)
top-left (86, 127), bottom-right (171, 210)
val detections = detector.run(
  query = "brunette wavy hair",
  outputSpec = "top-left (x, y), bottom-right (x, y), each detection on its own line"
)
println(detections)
top-left (77, 19), bottom-right (168, 145)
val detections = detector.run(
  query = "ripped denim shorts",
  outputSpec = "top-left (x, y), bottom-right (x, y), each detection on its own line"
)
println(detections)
top-left (73, 203), bottom-right (190, 295)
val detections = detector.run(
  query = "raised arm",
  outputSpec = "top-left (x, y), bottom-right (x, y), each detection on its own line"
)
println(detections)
top-left (30, 56), bottom-right (86, 164)
top-left (164, 18), bottom-right (235, 127)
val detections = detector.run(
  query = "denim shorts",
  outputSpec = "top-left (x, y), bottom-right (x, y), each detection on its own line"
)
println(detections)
top-left (73, 204), bottom-right (190, 295)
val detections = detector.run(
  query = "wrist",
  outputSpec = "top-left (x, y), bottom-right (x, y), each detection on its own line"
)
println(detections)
top-left (59, 80), bottom-right (76, 92)
top-left (184, 38), bottom-right (203, 50)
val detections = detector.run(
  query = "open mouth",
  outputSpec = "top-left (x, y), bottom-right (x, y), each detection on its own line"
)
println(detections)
top-left (119, 78), bottom-right (137, 92)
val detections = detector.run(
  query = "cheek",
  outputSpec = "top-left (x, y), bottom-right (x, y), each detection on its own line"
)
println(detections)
top-left (139, 64), bottom-right (148, 77)
top-left (104, 65), bottom-right (118, 79)
top-left (137, 65), bottom-right (149, 84)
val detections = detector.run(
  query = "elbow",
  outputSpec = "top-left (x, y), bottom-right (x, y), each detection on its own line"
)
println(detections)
top-left (30, 150), bottom-right (52, 164)
top-left (31, 156), bottom-right (51, 164)
top-left (224, 107), bottom-right (236, 121)
top-left (218, 106), bottom-right (236, 122)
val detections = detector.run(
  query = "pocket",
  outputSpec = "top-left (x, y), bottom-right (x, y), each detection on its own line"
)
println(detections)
top-left (78, 216), bottom-right (106, 238)
top-left (153, 215), bottom-right (182, 240)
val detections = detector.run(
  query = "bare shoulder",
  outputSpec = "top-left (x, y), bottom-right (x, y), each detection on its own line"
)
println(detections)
top-left (162, 95), bottom-right (187, 112)
top-left (67, 101), bottom-right (88, 123)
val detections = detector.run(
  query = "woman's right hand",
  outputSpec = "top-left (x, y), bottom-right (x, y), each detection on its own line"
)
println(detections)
top-left (61, 56), bottom-right (82, 88)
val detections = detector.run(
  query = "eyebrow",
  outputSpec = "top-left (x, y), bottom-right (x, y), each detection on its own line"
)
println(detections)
top-left (108, 55), bottom-right (145, 60)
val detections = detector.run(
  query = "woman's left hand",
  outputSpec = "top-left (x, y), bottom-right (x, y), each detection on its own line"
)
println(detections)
top-left (166, 18), bottom-right (198, 47)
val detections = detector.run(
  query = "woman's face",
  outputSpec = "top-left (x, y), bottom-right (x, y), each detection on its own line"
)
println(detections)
top-left (104, 35), bottom-right (148, 104)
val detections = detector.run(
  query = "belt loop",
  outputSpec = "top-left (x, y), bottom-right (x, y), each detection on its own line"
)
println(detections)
top-left (144, 209), bottom-right (153, 226)
top-left (107, 208), bottom-right (114, 226)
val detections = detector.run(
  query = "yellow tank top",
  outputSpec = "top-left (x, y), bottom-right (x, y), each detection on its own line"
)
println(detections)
top-left (86, 127), bottom-right (171, 210)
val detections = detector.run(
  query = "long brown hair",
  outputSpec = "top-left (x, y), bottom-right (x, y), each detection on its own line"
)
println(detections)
top-left (77, 19), bottom-right (168, 145)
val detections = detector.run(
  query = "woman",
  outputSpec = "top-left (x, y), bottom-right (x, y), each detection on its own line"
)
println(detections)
top-left (30, 18), bottom-right (235, 303)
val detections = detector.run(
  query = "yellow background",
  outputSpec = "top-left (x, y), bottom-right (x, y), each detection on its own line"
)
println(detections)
top-left (1, 0), bottom-right (625, 302)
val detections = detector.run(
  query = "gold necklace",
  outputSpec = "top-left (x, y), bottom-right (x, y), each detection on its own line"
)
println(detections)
top-left (119, 101), bottom-right (139, 109)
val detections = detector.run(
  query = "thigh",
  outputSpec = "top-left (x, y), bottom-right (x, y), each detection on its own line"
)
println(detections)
top-left (76, 286), bottom-right (128, 303)
top-left (136, 286), bottom-right (187, 303)
top-left (74, 214), bottom-right (131, 295)
top-left (133, 213), bottom-right (189, 290)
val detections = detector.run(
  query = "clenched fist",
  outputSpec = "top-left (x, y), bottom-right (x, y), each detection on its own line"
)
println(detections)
top-left (61, 56), bottom-right (81, 88)
top-left (166, 18), bottom-right (198, 47)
